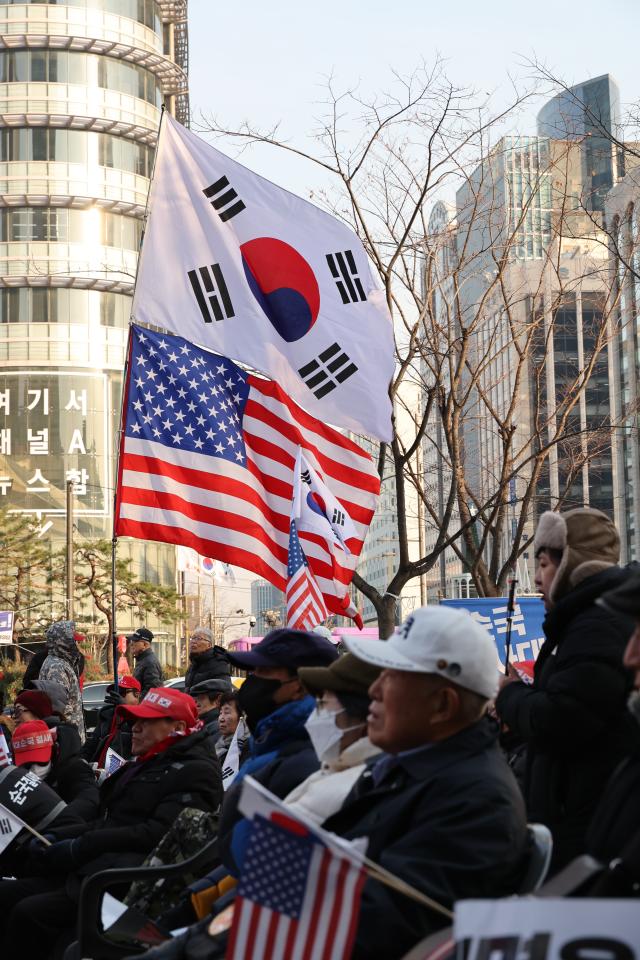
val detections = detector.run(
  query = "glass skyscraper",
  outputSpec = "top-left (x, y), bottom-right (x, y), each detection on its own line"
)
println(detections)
top-left (537, 74), bottom-right (623, 212)
top-left (0, 0), bottom-right (189, 638)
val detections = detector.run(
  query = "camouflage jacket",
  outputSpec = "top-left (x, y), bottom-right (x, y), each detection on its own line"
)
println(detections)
top-left (39, 654), bottom-right (86, 743)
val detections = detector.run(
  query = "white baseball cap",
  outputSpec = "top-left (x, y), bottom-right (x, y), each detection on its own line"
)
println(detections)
top-left (344, 606), bottom-right (499, 699)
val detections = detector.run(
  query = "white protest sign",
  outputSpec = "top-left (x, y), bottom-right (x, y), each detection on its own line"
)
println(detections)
top-left (455, 898), bottom-right (639, 958)
top-left (0, 802), bottom-right (25, 855)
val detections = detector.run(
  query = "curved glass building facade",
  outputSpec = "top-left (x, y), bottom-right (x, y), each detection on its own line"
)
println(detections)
top-left (0, 0), bottom-right (189, 641)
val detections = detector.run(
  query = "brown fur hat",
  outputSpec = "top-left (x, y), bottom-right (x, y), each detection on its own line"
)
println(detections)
top-left (534, 507), bottom-right (620, 605)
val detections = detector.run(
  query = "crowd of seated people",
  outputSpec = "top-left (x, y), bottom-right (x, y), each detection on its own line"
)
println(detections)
top-left (0, 507), bottom-right (639, 959)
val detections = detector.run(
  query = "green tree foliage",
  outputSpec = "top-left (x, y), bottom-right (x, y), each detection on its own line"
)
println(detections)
top-left (0, 509), bottom-right (53, 634)
top-left (52, 540), bottom-right (181, 671)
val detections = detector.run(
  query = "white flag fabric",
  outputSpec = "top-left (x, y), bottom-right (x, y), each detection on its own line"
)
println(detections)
top-left (0, 801), bottom-right (25, 854)
top-left (291, 447), bottom-right (362, 626)
top-left (177, 546), bottom-right (237, 584)
top-left (132, 114), bottom-right (394, 441)
top-left (293, 448), bottom-right (358, 552)
top-left (104, 748), bottom-right (126, 778)
top-left (0, 731), bottom-right (11, 768)
top-left (221, 727), bottom-right (241, 791)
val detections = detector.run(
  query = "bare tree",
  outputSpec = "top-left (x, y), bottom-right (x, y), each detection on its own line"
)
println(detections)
top-left (50, 540), bottom-right (181, 672)
top-left (201, 63), bottom-right (623, 637)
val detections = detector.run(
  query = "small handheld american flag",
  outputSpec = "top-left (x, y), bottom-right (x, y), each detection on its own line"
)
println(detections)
top-left (286, 519), bottom-right (328, 630)
top-left (226, 814), bottom-right (366, 960)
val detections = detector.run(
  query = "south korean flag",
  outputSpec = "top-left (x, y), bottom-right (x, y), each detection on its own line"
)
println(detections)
top-left (132, 114), bottom-right (394, 442)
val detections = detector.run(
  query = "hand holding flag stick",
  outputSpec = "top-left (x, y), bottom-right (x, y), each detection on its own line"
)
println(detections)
top-left (503, 577), bottom-right (518, 676)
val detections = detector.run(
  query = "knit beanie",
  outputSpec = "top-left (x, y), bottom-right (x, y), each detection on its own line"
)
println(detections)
top-left (15, 690), bottom-right (53, 720)
top-left (534, 507), bottom-right (620, 605)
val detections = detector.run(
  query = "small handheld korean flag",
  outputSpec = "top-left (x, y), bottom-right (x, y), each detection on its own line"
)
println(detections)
top-left (293, 448), bottom-right (358, 552)
top-left (0, 803), bottom-right (25, 855)
top-left (133, 114), bottom-right (394, 441)
top-left (221, 728), bottom-right (241, 792)
top-left (0, 731), bottom-right (11, 768)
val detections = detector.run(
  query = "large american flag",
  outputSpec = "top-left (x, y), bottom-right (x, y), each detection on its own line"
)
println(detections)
top-left (286, 519), bottom-right (328, 630)
top-left (226, 815), bottom-right (366, 960)
top-left (115, 326), bottom-right (379, 617)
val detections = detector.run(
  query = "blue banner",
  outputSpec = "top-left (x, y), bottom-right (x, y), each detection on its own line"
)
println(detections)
top-left (441, 597), bottom-right (546, 666)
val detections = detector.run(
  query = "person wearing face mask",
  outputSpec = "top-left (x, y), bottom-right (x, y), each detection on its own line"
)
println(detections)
top-left (283, 653), bottom-right (381, 825)
top-left (216, 627), bottom-right (338, 875)
top-left (496, 508), bottom-right (638, 873)
top-left (11, 719), bottom-right (99, 822)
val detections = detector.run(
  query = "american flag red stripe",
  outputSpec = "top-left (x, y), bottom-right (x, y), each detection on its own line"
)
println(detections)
top-left (226, 815), bottom-right (366, 960)
top-left (115, 327), bottom-right (379, 618)
top-left (286, 568), bottom-right (327, 630)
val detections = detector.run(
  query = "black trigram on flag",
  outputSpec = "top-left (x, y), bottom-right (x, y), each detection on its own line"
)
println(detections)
top-left (188, 264), bottom-right (235, 323)
top-left (298, 343), bottom-right (358, 400)
top-left (301, 469), bottom-right (312, 486)
top-left (203, 176), bottom-right (246, 222)
top-left (332, 508), bottom-right (345, 527)
top-left (326, 250), bottom-right (367, 304)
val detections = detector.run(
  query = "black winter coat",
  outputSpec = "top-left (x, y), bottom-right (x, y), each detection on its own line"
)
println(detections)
top-left (51, 730), bottom-right (222, 874)
top-left (46, 723), bottom-right (99, 822)
top-left (200, 707), bottom-right (222, 746)
top-left (587, 736), bottom-right (640, 867)
top-left (184, 648), bottom-right (230, 692)
top-left (322, 719), bottom-right (529, 960)
top-left (497, 566), bottom-right (638, 871)
top-left (81, 703), bottom-right (133, 766)
top-left (133, 647), bottom-right (164, 697)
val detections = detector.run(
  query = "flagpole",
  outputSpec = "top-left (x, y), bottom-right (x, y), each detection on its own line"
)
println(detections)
top-left (111, 325), bottom-right (134, 691)
top-left (0, 804), bottom-right (52, 847)
top-left (110, 108), bottom-right (167, 687)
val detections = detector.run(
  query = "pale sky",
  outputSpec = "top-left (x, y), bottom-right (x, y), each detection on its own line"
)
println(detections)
top-left (185, 0), bottom-right (639, 619)
top-left (187, 0), bottom-right (639, 198)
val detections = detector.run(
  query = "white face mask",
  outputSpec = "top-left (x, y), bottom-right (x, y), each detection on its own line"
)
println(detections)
top-left (304, 707), bottom-right (363, 763)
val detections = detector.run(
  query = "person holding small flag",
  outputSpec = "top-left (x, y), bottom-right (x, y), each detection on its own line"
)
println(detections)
top-left (81, 675), bottom-right (142, 768)
top-left (319, 606), bottom-right (529, 959)
top-left (0, 687), bottom-right (221, 960)
top-left (11, 719), bottom-right (98, 823)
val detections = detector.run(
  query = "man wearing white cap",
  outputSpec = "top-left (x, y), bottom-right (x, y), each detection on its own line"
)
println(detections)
top-left (323, 606), bottom-right (529, 959)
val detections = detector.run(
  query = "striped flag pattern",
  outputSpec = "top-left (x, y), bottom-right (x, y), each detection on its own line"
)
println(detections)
top-left (226, 814), bottom-right (366, 960)
top-left (286, 520), bottom-right (328, 630)
top-left (115, 326), bottom-right (379, 618)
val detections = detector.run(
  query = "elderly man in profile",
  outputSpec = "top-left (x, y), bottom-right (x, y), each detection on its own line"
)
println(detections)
top-left (323, 606), bottom-right (530, 959)
top-left (184, 626), bottom-right (230, 693)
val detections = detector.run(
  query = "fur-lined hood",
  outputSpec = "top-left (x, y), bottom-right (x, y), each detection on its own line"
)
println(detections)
top-left (534, 508), bottom-right (620, 606)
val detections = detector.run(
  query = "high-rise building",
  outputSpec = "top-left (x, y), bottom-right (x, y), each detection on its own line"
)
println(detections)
top-left (537, 74), bottom-right (623, 212)
top-left (423, 79), bottom-right (623, 591)
top-left (250, 578), bottom-right (286, 636)
top-left (604, 166), bottom-right (640, 561)
top-left (0, 0), bottom-right (189, 645)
